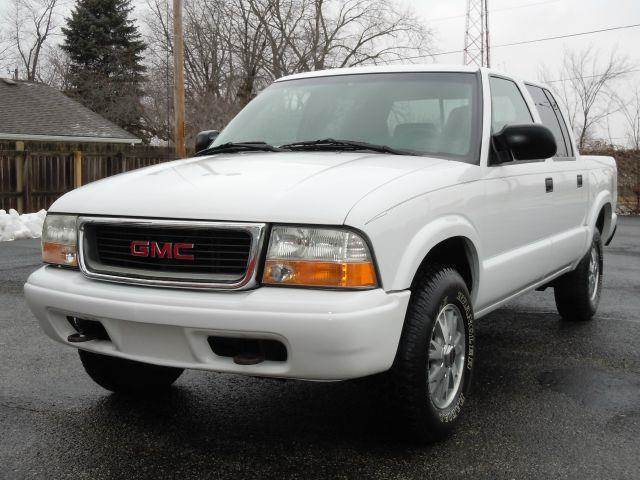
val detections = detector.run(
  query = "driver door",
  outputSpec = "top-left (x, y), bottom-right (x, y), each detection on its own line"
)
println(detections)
top-left (476, 76), bottom-right (556, 309)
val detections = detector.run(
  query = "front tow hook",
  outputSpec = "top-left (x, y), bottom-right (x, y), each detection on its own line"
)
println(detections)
top-left (233, 353), bottom-right (265, 365)
top-left (67, 332), bottom-right (98, 343)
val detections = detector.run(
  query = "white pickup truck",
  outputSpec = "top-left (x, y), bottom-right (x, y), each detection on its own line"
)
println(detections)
top-left (25, 65), bottom-right (617, 441)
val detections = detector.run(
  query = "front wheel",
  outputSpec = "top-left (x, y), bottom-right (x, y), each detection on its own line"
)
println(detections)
top-left (554, 230), bottom-right (603, 322)
top-left (79, 350), bottom-right (184, 394)
top-left (387, 265), bottom-right (475, 442)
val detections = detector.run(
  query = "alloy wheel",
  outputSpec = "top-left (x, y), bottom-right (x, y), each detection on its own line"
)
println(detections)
top-left (428, 304), bottom-right (466, 409)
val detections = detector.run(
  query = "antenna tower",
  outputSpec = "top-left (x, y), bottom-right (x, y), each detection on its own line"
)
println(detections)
top-left (463, 0), bottom-right (490, 67)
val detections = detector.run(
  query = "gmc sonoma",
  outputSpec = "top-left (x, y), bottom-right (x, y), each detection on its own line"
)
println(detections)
top-left (24, 65), bottom-right (617, 441)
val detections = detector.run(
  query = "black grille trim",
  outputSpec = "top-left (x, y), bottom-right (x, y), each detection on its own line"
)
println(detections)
top-left (78, 217), bottom-right (266, 290)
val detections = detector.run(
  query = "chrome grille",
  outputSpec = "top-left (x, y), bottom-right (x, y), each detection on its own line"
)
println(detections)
top-left (78, 217), bottom-right (266, 290)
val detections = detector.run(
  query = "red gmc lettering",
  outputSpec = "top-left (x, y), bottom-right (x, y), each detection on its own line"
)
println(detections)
top-left (173, 243), bottom-right (195, 260)
top-left (129, 241), bottom-right (194, 260)
top-left (151, 242), bottom-right (173, 258)
top-left (130, 240), bottom-right (149, 257)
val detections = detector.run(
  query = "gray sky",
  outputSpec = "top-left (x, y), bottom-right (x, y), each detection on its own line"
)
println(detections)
top-left (407, 0), bottom-right (640, 144)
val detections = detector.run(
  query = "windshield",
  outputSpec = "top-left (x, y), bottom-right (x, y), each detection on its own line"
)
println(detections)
top-left (212, 72), bottom-right (482, 163)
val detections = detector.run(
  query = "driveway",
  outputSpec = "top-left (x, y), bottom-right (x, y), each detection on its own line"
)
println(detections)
top-left (1, 217), bottom-right (639, 479)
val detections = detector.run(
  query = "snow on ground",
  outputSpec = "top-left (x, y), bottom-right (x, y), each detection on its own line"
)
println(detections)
top-left (0, 209), bottom-right (47, 242)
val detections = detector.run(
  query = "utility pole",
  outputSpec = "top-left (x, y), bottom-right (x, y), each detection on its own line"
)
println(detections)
top-left (463, 0), bottom-right (490, 68)
top-left (172, 0), bottom-right (186, 158)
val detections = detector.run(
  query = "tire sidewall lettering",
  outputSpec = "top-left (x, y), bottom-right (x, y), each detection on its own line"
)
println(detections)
top-left (457, 290), bottom-right (475, 371)
top-left (434, 287), bottom-right (474, 423)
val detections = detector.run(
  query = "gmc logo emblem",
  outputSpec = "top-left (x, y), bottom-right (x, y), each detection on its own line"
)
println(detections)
top-left (130, 241), bottom-right (195, 260)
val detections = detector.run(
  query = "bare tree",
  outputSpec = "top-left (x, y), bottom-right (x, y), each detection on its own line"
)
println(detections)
top-left (617, 86), bottom-right (640, 150)
top-left (36, 43), bottom-right (72, 89)
top-left (0, 35), bottom-right (11, 74)
top-left (5, 0), bottom-right (61, 81)
top-left (141, 0), bottom-right (433, 143)
top-left (249, 0), bottom-right (432, 76)
top-left (142, 0), bottom-right (240, 141)
top-left (541, 47), bottom-right (634, 150)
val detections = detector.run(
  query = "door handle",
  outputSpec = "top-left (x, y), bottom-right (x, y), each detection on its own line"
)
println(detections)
top-left (545, 177), bottom-right (553, 193)
top-left (577, 174), bottom-right (583, 188)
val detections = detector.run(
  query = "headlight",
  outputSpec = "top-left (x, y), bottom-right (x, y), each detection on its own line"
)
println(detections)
top-left (262, 226), bottom-right (377, 288)
top-left (42, 214), bottom-right (78, 267)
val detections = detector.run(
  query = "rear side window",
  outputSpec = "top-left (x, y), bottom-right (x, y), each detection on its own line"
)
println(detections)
top-left (489, 76), bottom-right (533, 133)
top-left (545, 89), bottom-right (574, 157)
top-left (525, 84), bottom-right (573, 157)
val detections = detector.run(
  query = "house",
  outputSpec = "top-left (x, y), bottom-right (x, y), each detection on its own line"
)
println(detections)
top-left (0, 78), bottom-right (173, 213)
top-left (0, 77), bottom-right (140, 145)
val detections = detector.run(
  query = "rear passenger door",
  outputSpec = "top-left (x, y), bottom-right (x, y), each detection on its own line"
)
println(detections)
top-left (525, 84), bottom-right (587, 267)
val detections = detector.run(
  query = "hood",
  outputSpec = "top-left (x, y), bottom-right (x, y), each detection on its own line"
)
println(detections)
top-left (51, 151), bottom-right (449, 224)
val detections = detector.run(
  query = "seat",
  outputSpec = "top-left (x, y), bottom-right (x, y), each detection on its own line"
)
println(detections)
top-left (441, 106), bottom-right (471, 156)
top-left (392, 122), bottom-right (438, 151)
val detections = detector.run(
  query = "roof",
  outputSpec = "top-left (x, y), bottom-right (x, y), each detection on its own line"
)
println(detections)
top-left (0, 78), bottom-right (141, 144)
top-left (277, 64), bottom-right (481, 82)
top-left (275, 64), bottom-right (545, 88)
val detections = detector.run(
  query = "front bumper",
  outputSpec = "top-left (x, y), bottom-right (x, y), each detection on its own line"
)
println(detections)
top-left (24, 266), bottom-right (410, 381)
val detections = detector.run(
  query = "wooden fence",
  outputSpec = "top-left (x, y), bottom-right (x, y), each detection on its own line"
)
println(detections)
top-left (0, 141), bottom-right (178, 212)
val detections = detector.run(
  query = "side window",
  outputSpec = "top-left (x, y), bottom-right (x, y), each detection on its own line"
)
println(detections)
top-left (525, 84), bottom-right (571, 157)
top-left (544, 88), bottom-right (574, 157)
top-left (489, 76), bottom-right (533, 133)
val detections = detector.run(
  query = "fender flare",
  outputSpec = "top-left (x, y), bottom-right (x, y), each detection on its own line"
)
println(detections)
top-left (389, 215), bottom-right (481, 298)
top-left (586, 190), bottom-right (613, 240)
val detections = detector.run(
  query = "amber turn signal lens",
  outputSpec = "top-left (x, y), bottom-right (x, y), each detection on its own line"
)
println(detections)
top-left (42, 242), bottom-right (78, 267)
top-left (263, 260), bottom-right (377, 288)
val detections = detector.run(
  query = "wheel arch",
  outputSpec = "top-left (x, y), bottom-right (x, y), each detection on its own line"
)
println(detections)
top-left (595, 203), bottom-right (611, 235)
top-left (588, 191), bottom-right (613, 239)
top-left (390, 215), bottom-right (481, 302)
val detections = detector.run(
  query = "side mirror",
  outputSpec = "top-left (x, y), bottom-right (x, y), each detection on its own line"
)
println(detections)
top-left (491, 124), bottom-right (556, 163)
top-left (195, 130), bottom-right (219, 153)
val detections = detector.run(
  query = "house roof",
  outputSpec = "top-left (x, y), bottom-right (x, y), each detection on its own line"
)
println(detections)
top-left (0, 77), bottom-right (141, 144)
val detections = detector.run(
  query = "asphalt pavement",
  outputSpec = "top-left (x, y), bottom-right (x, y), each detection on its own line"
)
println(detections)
top-left (1, 217), bottom-right (639, 479)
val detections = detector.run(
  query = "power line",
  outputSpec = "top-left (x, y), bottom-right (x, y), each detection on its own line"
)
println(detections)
top-left (397, 23), bottom-right (640, 61)
top-left (546, 68), bottom-right (640, 83)
top-left (493, 23), bottom-right (640, 49)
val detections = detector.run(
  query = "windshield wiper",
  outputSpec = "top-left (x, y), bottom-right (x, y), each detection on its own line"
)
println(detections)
top-left (196, 141), bottom-right (282, 156)
top-left (279, 138), bottom-right (417, 156)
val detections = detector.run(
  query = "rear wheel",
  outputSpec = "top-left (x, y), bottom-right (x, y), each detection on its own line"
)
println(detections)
top-left (79, 350), bottom-right (184, 394)
top-left (554, 230), bottom-right (603, 322)
top-left (387, 265), bottom-right (474, 443)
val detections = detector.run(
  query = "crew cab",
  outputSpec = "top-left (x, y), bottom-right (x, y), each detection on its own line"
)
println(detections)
top-left (24, 65), bottom-right (617, 441)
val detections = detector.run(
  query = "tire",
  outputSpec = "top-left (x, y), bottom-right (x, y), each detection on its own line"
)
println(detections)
top-left (387, 265), bottom-right (475, 443)
top-left (78, 350), bottom-right (184, 394)
top-left (554, 230), bottom-right (603, 322)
